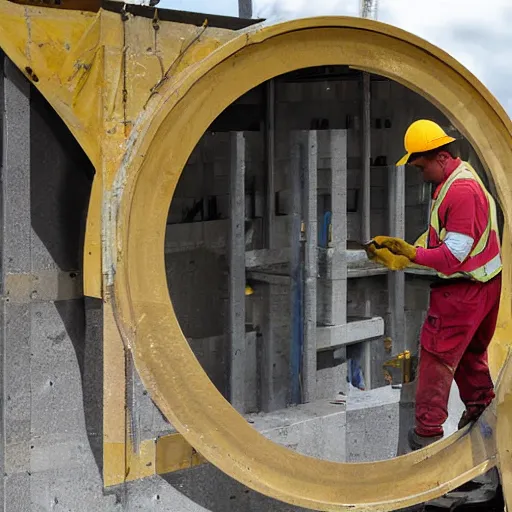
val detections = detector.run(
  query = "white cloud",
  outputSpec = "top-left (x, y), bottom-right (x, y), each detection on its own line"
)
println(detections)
top-left (377, 0), bottom-right (512, 115)
top-left (156, 0), bottom-right (512, 114)
top-left (157, 0), bottom-right (237, 16)
top-left (253, 0), bottom-right (358, 18)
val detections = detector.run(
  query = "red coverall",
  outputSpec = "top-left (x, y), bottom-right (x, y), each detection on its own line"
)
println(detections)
top-left (412, 158), bottom-right (502, 437)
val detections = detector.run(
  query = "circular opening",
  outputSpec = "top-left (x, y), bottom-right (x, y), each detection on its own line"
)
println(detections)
top-left (114, 19), bottom-right (512, 511)
top-left (164, 64), bottom-right (504, 463)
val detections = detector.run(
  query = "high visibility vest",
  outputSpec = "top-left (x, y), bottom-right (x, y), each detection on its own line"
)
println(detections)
top-left (415, 161), bottom-right (502, 282)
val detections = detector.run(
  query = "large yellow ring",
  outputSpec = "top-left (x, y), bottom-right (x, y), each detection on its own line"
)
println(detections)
top-left (112, 17), bottom-right (512, 511)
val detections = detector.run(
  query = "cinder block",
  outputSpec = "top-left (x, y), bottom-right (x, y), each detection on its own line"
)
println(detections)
top-left (316, 363), bottom-right (347, 402)
top-left (5, 472), bottom-right (31, 512)
top-left (251, 400), bottom-right (346, 462)
top-left (165, 464), bottom-right (306, 512)
top-left (4, 442), bottom-right (30, 475)
top-left (162, 401), bottom-right (345, 512)
top-left (29, 434), bottom-right (96, 474)
top-left (346, 387), bottom-right (401, 462)
top-left (30, 466), bottom-right (119, 512)
top-left (3, 61), bottom-right (31, 274)
top-left (3, 303), bottom-right (31, 445)
top-left (30, 301), bottom-right (86, 438)
top-left (123, 475), bottom-right (209, 512)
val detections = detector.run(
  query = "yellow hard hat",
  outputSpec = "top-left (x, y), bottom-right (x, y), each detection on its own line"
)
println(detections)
top-left (396, 119), bottom-right (456, 166)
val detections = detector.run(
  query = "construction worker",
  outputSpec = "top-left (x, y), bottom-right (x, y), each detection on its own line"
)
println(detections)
top-left (367, 119), bottom-right (502, 450)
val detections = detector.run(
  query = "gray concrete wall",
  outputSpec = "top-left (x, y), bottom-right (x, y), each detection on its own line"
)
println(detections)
top-left (162, 73), bottom-right (469, 410)
top-left (0, 55), bottom-right (194, 512)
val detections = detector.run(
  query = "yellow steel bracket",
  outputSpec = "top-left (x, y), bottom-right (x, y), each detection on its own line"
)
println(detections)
top-left (0, 0), bottom-right (234, 487)
top-left (2, 2), bottom-right (512, 510)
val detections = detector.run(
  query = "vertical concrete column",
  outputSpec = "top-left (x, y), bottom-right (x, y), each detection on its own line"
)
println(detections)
top-left (388, 165), bottom-right (406, 354)
top-left (229, 132), bottom-right (246, 412)
top-left (260, 80), bottom-right (277, 412)
top-left (1, 57), bottom-right (32, 510)
top-left (361, 72), bottom-right (371, 243)
top-left (324, 130), bottom-right (348, 327)
top-left (290, 131), bottom-right (303, 404)
top-left (302, 131), bottom-right (318, 403)
top-left (361, 72), bottom-right (373, 389)
top-left (290, 130), bottom-right (317, 404)
top-left (264, 79), bottom-right (275, 250)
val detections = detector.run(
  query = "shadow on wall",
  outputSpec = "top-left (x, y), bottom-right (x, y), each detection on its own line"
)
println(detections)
top-left (28, 84), bottom-right (104, 475)
top-left (163, 464), bottom-right (312, 512)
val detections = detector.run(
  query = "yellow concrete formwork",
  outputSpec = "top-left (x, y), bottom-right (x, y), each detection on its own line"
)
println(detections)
top-left (1, 2), bottom-right (512, 511)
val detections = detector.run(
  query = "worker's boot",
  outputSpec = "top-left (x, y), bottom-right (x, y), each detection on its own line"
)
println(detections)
top-left (458, 404), bottom-right (487, 430)
top-left (407, 428), bottom-right (443, 451)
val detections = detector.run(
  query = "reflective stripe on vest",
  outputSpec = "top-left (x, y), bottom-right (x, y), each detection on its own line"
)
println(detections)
top-left (428, 161), bottom-right (502, 282)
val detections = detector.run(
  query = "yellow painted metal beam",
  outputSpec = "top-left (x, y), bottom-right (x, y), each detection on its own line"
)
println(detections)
top-left (0, 1), bottom-right (238, 299)
top-left (155, 433), bottom-right (206, 475)
top-left (110, 17), bottom-right (512, 511)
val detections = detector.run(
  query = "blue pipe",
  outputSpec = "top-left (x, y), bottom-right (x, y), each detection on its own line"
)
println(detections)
top-left (320, 211), bottom-right (332, 248)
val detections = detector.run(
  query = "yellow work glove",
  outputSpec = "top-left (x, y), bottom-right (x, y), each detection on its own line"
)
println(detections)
top-left (373, 236), bottom-right (417, 260)
top-left (365, 244), bottom-right (411, 271)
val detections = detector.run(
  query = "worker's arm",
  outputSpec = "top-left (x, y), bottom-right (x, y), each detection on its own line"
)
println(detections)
top-left (414, 181), bottom-right (482, 275)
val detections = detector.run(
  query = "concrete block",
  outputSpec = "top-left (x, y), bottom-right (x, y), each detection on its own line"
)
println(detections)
top-left (4, 442), bottom-right (30, 475)
top-left (30, 302), bottom-right (86, 438)
top-left (346, 386), bottom-right (401, 462)
top-left (3, 303), bottom-right (31, 445)
top-left (30, 466), bottom-right (118, 512)
top-left (5, 472), bottom-right (31, 512)
top-left (162, 401), bottom-right (345, 511)
top-left (164, 464), bottom-right (307, 512)
top-left (29, 434), bottom-right (96, 474)
top-left (316, 362), bottom-right (347, 402)
top-left (123, 476), bottom-right (209, 512)
top-left (251, 400), bottom-right (346, 462)
top-left (3, 60), bottom-right (31, 274)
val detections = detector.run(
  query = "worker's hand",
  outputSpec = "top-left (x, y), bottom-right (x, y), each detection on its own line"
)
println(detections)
top-left (373, 236), bottom-right (417, 260)
top-left (365, 244), bottom-right (411, 271)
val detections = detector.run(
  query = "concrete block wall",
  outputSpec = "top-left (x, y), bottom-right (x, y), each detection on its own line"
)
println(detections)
top-left (0, 57), bottom-right (122, 512)
top-left (163, 70), bottom-right (494, 404)
top-left (163, 72), bottom-right (460, 408)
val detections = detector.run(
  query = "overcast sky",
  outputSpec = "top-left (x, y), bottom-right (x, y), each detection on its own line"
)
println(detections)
top-left (159, 0), bottom-right (512, 115)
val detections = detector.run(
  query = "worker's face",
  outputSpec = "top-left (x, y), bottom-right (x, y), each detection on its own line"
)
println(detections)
top-left (410, 152), bottom-right (451, 184)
